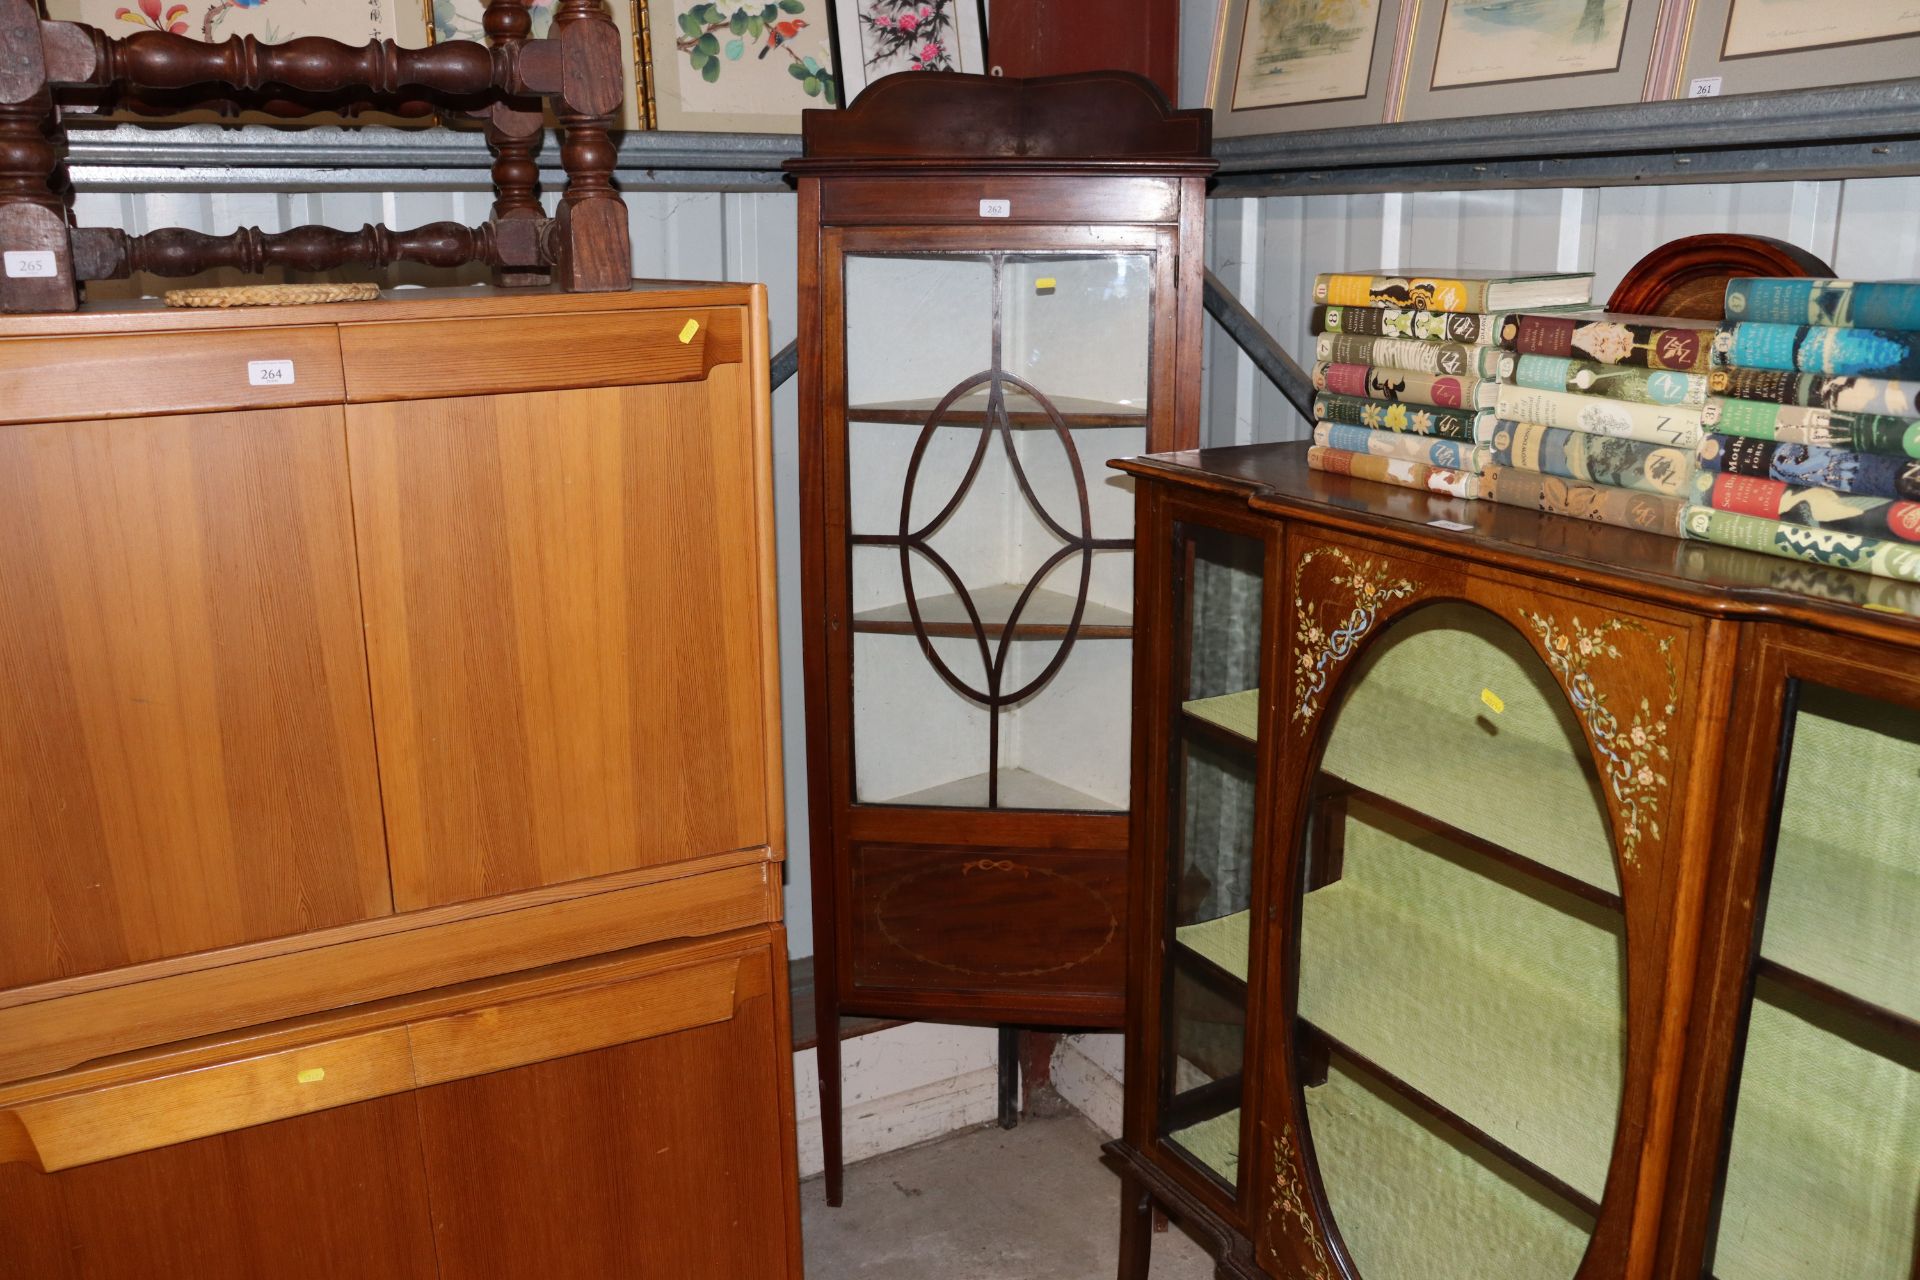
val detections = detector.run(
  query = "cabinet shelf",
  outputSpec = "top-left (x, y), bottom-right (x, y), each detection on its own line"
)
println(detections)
top-left (847, 390), bottom-right (1147, 428)
top-left (865, 766), bottom-right (1122, 812)
top-left (1166, 1106), bottom-right (1241, 1188)
top-left (1174, 910), bottom-right (1250, 987)
top-left (1181, 689), bottom-right (1258, 747)
top-left (851, 583), bottom-right (1133, 640)
top-left (1751, 958), bottom-right (1919, 1046)
top-left (1322, 779), bottom-right (1623, 913)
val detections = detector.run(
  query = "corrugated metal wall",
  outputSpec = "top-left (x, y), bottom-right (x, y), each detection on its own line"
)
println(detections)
top-left (68, 168), bottom-right (1920, 958)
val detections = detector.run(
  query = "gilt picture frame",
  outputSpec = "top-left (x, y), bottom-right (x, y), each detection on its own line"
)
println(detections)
top-left (1209, 0), bottom-right (1408, 136)
top-left (827, 0), bottom-right (988, 107)
top-left (1670, 0), bottom-right (1920, 97)
top-left (638, 0), bottom-right (840, 131)
top-left (1396, 0), bottom-right (1666, 120)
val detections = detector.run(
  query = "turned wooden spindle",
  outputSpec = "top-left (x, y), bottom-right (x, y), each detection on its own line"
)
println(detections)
top-left (84, 29), bottom-right (502, 101)
top-left (482, 0), bottom-right (550, 288)
top-left (0, 0), bottom-right (77, 311)
top-left (547, 0), bottom-right (630, 292)
top-left (73, 221), bottom-right (532, 282)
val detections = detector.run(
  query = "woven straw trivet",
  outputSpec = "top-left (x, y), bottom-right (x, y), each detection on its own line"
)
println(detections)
top-left (164, 282), bottom-right (381, 309)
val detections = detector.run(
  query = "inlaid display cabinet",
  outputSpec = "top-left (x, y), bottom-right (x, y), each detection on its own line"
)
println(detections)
top-left (1108, 443), bottom-right (1918, 1280)
top-left (789, 70), bottom-right (1213, 1201)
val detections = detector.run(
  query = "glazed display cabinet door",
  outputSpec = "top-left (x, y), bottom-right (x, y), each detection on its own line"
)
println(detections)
top-left (1693, 632), bottom-right (1919, 1280)
top-left (1264, 536), bottom-right (1695, 1280)
top-left (1155, 515), bottom-right (1269, 1202)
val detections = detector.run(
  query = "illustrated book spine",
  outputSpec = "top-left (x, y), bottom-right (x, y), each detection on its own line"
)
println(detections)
top-left (1709, 367), bottom-right (1920, 416)
top-left (1494, 385), bottom-right (1703, 448)
top-left (1312, 304), bottom-right (1509, 345)
top-left (1313, 422), bottom-right (1489, 471)
top-left (1702, 397), bottom-right (1920, 458)
top-left (1504, 353), bottom-right (1709, 406)
top-left (1316, 332), bottom-right (1506, 378)
top-left (1307, 445), bottom-right (1482, 499)
top-left (1313, 362), bottom-right (1497, 411)
top-left (1683, 504), bottom-right (1920, 583)
top-left (1724, 278), bottom-right (1920, 332)
top-left (1481, 465), bottom-right (1688, 536)
top-left (1486, 420), bottom-right (1694, 497)
top-left (1510, 314), bottom-right (1714, 372)
top-left (1312, 392), bottom-right (1488, 442)
top-left (1697, 471), bottom-right (1920, 543)
top-left (1716, 323), bottom-right (1920, 379)
top-left (1696, 434), bottom-right (1920, 501)
top-left (1314, 273), bottom-right (1491, 313)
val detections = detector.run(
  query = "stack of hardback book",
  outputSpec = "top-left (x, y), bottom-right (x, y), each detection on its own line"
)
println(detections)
top-left (1478, 311), bottom-right (1716, 537)
top-left (1305, 269), bottom-right (1594, 499)
top-left (1686, 277), bottom-right (1920, 584)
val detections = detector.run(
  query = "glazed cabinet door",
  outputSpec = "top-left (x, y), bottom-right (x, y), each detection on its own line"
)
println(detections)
top-left (1134, 497), bottom-right (1278, 1222)
top-left (1662, 625), bottom-right (1919, 1280)
top-left (345, 315), bottom-right (776, 911)
top-left (0, 399), bottom-right (390, 990)
top-left (1257, 530), bottom-right (1708, 1280)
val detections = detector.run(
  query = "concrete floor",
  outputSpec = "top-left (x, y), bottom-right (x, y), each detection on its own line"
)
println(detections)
top-left (801, 1113), bottom-right (1218, 1280)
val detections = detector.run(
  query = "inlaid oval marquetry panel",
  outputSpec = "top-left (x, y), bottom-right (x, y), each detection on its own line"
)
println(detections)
top-left (1290, 601), bottom-right (1626, 1280)
top-left (849, 844), bottom-right (1125, 994)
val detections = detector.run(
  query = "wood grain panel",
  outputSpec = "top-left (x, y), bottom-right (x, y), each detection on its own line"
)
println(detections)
top-left (820, 175), bottom-right (1182, 226)
top-left (0, 861), bottom-right (775, 1085)
top-left (0, 406), bottom-right (389, 990)
top-left (0, 1093), bottom-right (438, 1280)
top-left (417, 950), bottom-right (793, 1280)
top-left (0, 328), bottom-right (345, 424)
top-left (348, 371), bottom-right (772, 909)
top-left (339, 306), bottom-right (745, 403)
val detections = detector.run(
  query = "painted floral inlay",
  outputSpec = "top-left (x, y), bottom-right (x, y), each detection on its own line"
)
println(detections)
top-left (1293, 546), bottom-right (1418, 727)
top-left (1269, 1127), bottom-right (1332, 1280)
top-left (1527, 612), bottom-right (1679, 869)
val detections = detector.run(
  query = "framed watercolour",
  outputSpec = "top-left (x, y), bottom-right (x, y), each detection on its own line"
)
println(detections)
top-left (828, 0), bottom-right (987, 106)
top-left (1670, 0), bottom-right (1920, 97)
top-left (1208, 0), bottom-right (1408, 136)
top-left (1396, 0), bottom-right (1666, 121)
top-left (432, 0), bottom-right (647, 129)
top-left (639, 0), bottom-right (840, 131)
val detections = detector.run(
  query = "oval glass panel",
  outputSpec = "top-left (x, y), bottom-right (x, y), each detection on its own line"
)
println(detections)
top-left (1294, 602), bottom-right (1626, 1280)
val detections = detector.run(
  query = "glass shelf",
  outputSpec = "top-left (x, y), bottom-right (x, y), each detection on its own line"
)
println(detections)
top-left (866, 765), bottom-right (1122, 812)
top-left (850, 583), bottom-right (1133, 640)
top-left (848, 389), bottom-right (1147, 428)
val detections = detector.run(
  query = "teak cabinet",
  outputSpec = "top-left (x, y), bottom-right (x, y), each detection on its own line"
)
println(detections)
top-left (787, 70), bottom-right (1214, 1202)
top-left (0, 285), bottom-right (802, 1278)
top-left (1110, 443), bottom-right (1918, 1280)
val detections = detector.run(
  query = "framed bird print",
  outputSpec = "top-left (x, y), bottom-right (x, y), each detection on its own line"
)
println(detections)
top-left (827, 0), bottom-right (988, 107)
top-left (639, 0), bottom-right (841, 131)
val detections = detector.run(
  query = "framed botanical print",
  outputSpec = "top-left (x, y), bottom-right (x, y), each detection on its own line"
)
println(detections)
top-left (827, 0), bottom-right (987, 106)
top-left (431, 0), bottom-right (648, 130)
top-left (1209, 0), bottom-right (1408, 136)
top-left (639, 0), bottom-right (839, 130)
top-left (1671, 0), bottom-right (1920, 97)
top-left (1396, 0), bottom-right (1667, 120)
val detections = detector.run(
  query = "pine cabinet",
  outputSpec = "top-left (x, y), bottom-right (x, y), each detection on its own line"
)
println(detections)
top-left (0, 285), bottom-right (800, 1277)
top-left (1110, 442), bottom-right (1918, 1280)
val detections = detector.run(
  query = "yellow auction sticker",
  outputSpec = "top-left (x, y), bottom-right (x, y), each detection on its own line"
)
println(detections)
top-left (678, 319), bottom-right (700, 344)
top-left (296, 1067), bottom-right (326, 1084)
top-left (1480, 688), bottom-right (1505, 715)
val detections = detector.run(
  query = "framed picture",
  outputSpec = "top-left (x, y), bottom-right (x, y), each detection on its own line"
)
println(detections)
top-left (638, 0), bottom-right (840, 131)
top-left (431, 0), bottom-right (648, 130)
top-left (1209, 0), bottom-right (1409, 136)
top-left (43, 0), bottom-right (433, 125)
top-left (827, 0), bottom-right (987, 107)
top-left (1396, 0), bottom-right (1667, 120)
top-left (1670, 0), bottom-right (1920, 97)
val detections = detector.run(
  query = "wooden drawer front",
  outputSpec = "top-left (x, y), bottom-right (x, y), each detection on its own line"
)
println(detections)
top-left (821, 175), bottom-right (1181, 226)
top-left (849, 843), bottom-right (1128, 998)
top-left (0, 950), bottom-right (747, 1173)
top-left (0, 405), bottom-right (390, 991)
top-left (339, 306), bottom-right (745, 402)
top-left (348, 372), bottom-right (774, 909)
top-left (0, 327), bottom-right (345, 424)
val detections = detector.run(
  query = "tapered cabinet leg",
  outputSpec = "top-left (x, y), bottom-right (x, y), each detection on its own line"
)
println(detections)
top-left (998, 1027), bottom-right (1020, 1130)
top-left (1118, 1168), bottom-right (1155, 1280)
top-left (816, 996), bottom-right (845, 1207)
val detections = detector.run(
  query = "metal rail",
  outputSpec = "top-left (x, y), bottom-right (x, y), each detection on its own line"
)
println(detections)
top-left (1202, 267), bottom-right (1313, 420)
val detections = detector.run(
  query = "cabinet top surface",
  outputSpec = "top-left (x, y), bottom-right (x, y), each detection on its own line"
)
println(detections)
top-left (0, 281), bottom-right (757, 339)
top-left (1117, 442), bottom-right (1920, 640)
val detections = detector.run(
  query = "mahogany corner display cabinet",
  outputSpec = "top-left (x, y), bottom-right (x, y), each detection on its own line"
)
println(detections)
top-left (0, 285), bottom-right (803, 1278)
top-left (1108, 442), bottom-right (1918, 1280)
top-left (787, 70), bottom-right (1214, 1201)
